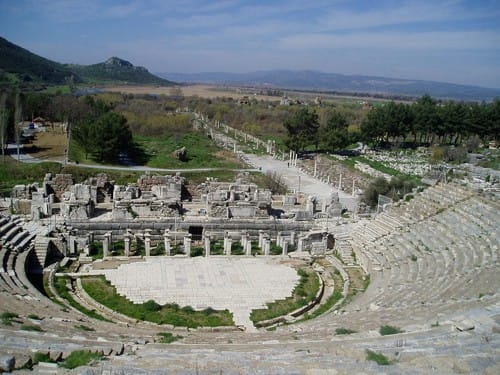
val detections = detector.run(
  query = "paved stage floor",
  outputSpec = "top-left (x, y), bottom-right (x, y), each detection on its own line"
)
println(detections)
top-left (99, 257), bottom-right (300, 331)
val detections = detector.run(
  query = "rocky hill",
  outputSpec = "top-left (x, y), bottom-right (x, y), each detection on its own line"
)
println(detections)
top-left (67, 57), bottom-right (173, 86)
top-left (0, 36), bottom-right (79, 89)
top-left (0, 36), bottom-right (173, 89)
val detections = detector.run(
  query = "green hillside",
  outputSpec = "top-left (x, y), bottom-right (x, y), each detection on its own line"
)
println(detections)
top-left (0, 36), bottom-right (79, 89)
top-left (67, 57), bottom-right (173, 86)
top-left (0, 37), bottom-right (174, 89)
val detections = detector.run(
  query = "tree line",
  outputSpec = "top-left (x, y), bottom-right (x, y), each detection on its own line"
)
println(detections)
top-left (282, 95), bottom-right (499, 153)
top-left (360, 95), bottom-right (499, 146)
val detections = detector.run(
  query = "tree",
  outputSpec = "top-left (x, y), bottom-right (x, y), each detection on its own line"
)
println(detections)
top-left (360, 107), bottom-right (386, 144)
top-left (283, 108), bottom-right (319, 152)
top-left (73, 112), bottom-right (131, 162)
top-left (412, 95), bottom-right (439, 143)
top-left (319, 110), bottom-right (350, 152)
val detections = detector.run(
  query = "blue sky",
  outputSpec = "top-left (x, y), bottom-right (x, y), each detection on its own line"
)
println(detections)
top-left (1, 0), bottom-right (499, 88)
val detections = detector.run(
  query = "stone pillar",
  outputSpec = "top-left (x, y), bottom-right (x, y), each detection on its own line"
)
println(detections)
top-left (258, 230), bottom-right (264, 249)
top-left (164, 231), bottom-right (171, 256)
top-left (88, 231), bottom-right (94, 245)
top-left (103, 232), bottom-right (111, 258)
top-left (245, 239), bottom-right (252, 256)
top-left (264, 236), bottom-right (271, 256)
top-left (69, 236), bottom-right (76, 255)
top-left (314, 158), bottom-right (317, 177)
top-left (184, 234), bottom-right (192, 257)
top-left (144, 232), bottom-right (151, 257)
top-left (276, 232), bottom-right (283, 247)
top-left (241, 232), bottom-right (247, 248)
top-left (290, 231), bottom-right (296, 246)
top-left (224, 233), bottom-right (232, 256)
top-left (282, 240), bottom-right (289, 256)
top-left (297, 237), bottom-right (304, 252)
top-left (124, 235), bottom-right (130, 257)
top-left (204, 236), bottom-right (211, 257)
top-left (338, 173), bottom-right (342, 191)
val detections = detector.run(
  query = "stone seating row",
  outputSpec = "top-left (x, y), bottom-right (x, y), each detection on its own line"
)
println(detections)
top-left (347, 185), bottom-right (498, 315)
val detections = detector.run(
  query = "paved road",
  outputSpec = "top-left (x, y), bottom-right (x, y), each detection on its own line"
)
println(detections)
top-left (7, 144), bottom-right (257, 173)
top-left (245, 153), bottom-right (358, 211)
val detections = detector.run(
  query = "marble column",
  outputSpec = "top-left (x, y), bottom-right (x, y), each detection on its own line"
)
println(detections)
top-left (144, 232), bottom-right (151, 257)
top-left (103, 232), bottom-right (111, 258)
top-left (241, 232), bottom-right (248, 249)
top-left (245, 240), bottom-right (252, 256)
top-left (258, 230), bottom-right (264, 249)
top-left (224, 234), bottom-right (232, 256)
top-left (264, 236), bottom-right (270, 256)
top-left (204, 236), bottom-right (211, 257)
top-left (290, 231), bottom-right (296, 246)
top-left (297, 237), bottom-right (304, 252)
top-left (184, 234), bottom-right (192, 257)
top-left (276, 232), bottom-right (283, 247)
top-left (164, 231), bottom-right (171, 256)
top-left (124, 235), bottom-right (130, 257)
top-left (282, 240), bottom-right (289, 256)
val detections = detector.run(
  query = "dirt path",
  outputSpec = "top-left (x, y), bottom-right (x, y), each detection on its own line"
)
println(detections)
top-left (26, 127), bottom-right (66, 161)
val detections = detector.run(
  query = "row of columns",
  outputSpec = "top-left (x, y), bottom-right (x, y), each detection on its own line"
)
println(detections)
top-left (100, 230), bottom-right (298, 258)
top-left (289, 150), bottom-right (298, 167)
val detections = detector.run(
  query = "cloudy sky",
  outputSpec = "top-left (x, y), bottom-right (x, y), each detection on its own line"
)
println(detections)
top-left (1, 0), bottom-right (499, 88)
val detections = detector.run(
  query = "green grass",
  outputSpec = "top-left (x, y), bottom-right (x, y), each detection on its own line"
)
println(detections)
top-left (44, 85), bottom-right (72, 95)
top-left (353, 156), bottom-right (421, 183)
top-left (75, 324), bottom-right (95, 331)
top-left (379, 325), bottom-right (404, 336)
top-left (81, 276), bottom-right (234, 328)
top-left (157, 332), bottom-right (183, 343)
top-left (366, 349), bottom-right (392, 365)
top-left (33, 352), bottom-right (54, 364)
top-left (135, 132), bottom-right (244, 169)
top-left (335, 327), bottom-right (357, 335)
top-left (0, 311), bottom-right (19, 325)
top-left (310, 290), bottom-right (343, 319)
top-left (59, 350), bottom-right (103, 369)
top-left (27, 314), bottom-right (42, 320)
top-left (250, 268), bottom-right (320, 323)
top-left (20, 324), bottom-right (43, 332)
top-left (52, 276), bottom-right (111, 322)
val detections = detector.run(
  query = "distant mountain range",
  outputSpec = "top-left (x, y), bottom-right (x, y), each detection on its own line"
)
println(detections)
top-left (159, 70), bottom-right (500, 102)
top-left (0, 36), bottom-right (174, 89)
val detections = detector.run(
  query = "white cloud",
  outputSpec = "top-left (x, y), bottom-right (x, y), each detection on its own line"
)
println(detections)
top-left (279, 30), bottom-right (500, 50)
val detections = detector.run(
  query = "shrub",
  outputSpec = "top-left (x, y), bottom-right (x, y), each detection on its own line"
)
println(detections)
top-left (21, 324), bottom-right (43, 332)
top-left (335, 327), bottom-right (357, 335)
top-left (0, 312), bottom-right (19, 325)
top-left (59, 350), bottom-right (103, 369)
top-left (158, 332), bottom-right (183, 344)
top-left (379, 325), bottom-right (403, 336)
top-left (144, 300), bottom-right (161, 312)
top-left (366, 349), bottom-right (392, 365)
top-left (33, 352), bottom-right (54, 364)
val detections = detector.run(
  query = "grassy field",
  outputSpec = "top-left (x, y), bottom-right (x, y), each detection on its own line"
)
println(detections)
top-left (135, 132), bottom-right (244, 169)
top-left (250, 268), bottom-right (319, 323)
top-left (81, 276), bottom-right (234, 328)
